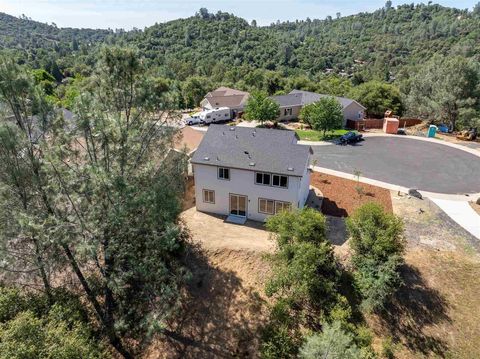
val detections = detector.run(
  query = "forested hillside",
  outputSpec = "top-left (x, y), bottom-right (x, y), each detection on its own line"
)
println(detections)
top-left (1, 3), bottom-right (479, 127)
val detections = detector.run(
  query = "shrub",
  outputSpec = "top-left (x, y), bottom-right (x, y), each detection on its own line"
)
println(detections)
top-left (266, 208), bottom-right (328, 248)
top-left (299, 321), bottom-right (361, 359)
top-left (346, 203), bottom-right (406, 312)
top-left (0, 287), bottom-right (107, 358)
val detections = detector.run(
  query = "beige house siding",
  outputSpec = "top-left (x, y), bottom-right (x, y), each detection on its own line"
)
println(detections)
top-left (277, 105), bottom-right (302, 122)
top-left (342, 102), bottom-right (365, 126)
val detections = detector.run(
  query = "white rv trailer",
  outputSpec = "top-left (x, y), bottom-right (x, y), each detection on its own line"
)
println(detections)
top-left (199, 107), bottom-right (232, 124)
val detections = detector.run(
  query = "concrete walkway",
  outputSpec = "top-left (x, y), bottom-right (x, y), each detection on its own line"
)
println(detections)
top-left (430, 199), bottom-right (480, 239)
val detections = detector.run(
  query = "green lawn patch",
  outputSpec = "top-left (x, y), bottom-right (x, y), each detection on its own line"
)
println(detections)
top-left (295, 129), bottom-right (352, 141)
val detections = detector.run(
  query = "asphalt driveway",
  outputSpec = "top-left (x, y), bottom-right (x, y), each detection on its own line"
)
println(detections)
top-left (310, 137), bottom-right (480, 194)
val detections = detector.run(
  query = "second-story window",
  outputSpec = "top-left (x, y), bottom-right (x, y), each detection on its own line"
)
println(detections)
top-left (272, 174), bottom-right (288, 188)
top-left (255, 172), bottom-right (271, 185)
top-left (218, 167), bottom-right (230, 180)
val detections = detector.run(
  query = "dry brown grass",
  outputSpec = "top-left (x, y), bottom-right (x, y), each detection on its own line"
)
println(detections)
top-left (368, 249), bottom-right (480, 359)
top-left (144, 248), bottom-right (270, 359)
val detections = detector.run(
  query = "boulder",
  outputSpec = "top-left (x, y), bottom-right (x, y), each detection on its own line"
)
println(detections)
top-left (408, 188), bottom-right (423, 200)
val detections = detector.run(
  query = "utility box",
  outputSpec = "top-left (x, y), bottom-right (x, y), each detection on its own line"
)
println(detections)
top-left (383, 117), bottom-right (399, 134)
top-left (427, 125), bottom-right (438, 138)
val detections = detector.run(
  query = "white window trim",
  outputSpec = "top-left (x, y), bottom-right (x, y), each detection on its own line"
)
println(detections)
top-left (258, 198), bottom-right (275, 215)
top-left (255, 172), bottom-right (271, 186)
top-left (203, 189), bottom-right (215, 204)
top-left (272, 174), bottom-right (288, 189)
top-left (275, 200), bottom-right (291, 214)
top-left (218, 167), bottom-right (230, 180)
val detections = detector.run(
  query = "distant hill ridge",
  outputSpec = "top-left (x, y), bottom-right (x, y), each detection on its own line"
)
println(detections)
top-left (1, 4), bottom-right (479, 77)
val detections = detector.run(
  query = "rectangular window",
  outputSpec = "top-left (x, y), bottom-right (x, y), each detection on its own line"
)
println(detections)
top-left (255, 172), bottom-right (271, 186)
top-left (258, 198), bottom-right (275, 215)
top-left (203, 189), bottom-right (215, 204)
top-left (275, 201), bottom-right (291, 214)
top-left (218, 167), bottom-right (230, 180)
top-left (272, 174), bottom-right (288, 188)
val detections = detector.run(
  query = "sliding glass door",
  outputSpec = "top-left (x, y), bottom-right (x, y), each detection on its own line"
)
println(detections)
top-left (229, 194), bottom-right (247, 217)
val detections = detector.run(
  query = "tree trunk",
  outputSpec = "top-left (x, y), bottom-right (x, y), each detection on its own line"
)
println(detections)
top-left (62, 243), bottom-right (133, 359)
top-left (32, 235), bottom-right (52, 302)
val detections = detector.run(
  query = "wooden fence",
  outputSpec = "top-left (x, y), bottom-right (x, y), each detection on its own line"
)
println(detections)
top-left (346, 118), bottom-right (422, 131)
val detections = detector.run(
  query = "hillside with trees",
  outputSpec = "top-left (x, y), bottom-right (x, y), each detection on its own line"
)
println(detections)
top-left (1, 3), bottom-right (479, 128)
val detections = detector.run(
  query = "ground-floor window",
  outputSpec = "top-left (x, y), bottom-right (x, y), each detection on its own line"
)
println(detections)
top-left (203, 189), bottom-right (215, 204)
top-left (275, 201), bottom-right (291, 214)
top-left (259, 198), bottom-right (291, 215)
top-left (258, 198), bottom-right (275, 215)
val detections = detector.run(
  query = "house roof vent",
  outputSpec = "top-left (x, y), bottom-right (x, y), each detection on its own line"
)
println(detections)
top-left (216, 156), bottom-right (220, 161)
top-left (287, 167), bottom-right (294, 171)
top-left (204, 157), bottom-right (210, 161)
top-left (249, 162), bottom-right (255, 167)
top-left (229, 127), bottom-right (235, 131)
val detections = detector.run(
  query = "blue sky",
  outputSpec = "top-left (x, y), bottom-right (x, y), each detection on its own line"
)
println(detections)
top-left (0, 0), bottom-right (477, 29)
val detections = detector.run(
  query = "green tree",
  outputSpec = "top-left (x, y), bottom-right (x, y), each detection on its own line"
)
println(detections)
top-left (300, 97), bottom-right (344, 135)
top-left (244, 90), bottom-right (279, 124)
top-left (0, 48), bottom-right (190, 358)
top-left (346, 203), bottom-right (405, 312)
top-left (0, 59), bottom-right (55, 300)
top-left (262, 209), bottom-right (343, 357)
top-left (182, 76), bottom-right (211, 108)
top-left (0, 288), bottom-right (106, 359)
top-left (299, 321), bottom-right (361, 359)
top-left (32, 68), bottom-right (56, 95)
top-left (405, 55), bottom-right (480, 130)
top-left (349, 81), bottom-right (404, 118)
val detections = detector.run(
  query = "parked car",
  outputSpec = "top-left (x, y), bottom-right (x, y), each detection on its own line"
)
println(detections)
top-left (184, 116), bottom-right (203, 126)
top-left (338, 131), bottom-right (363, 145)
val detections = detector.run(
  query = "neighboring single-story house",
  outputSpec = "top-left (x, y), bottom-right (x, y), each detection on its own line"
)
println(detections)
top-left (271, 90), bottom-right (366, 126)
top-left (200, 87), bottom-right (250, 118)
top-left (191, 125), bottom-right (312, 222)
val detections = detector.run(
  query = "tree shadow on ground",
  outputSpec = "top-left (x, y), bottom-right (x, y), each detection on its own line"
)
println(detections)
top-left (322, 198), bottom-right (348, 217)
top-left (326, 216), bottom-right (348, 246)
top-left (378, 264), bottom-right (451, 356)
top-left (157, 247), bottom-right (267, 358)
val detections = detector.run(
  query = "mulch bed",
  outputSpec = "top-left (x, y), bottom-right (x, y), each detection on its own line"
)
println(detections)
top-left (311, 172), bottom-right (393, 217)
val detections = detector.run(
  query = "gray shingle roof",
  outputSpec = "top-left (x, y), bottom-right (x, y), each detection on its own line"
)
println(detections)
top-left (191, 125), bottom-right (311, 177)
top-left (271, 90), bottom-right (366, 110)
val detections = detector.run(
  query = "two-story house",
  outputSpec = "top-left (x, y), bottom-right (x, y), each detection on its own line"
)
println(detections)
top-left (191, 125), bottom-right (312, 222)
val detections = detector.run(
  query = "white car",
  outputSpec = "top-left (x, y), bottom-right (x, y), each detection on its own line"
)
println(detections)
top-left (184, 116), bottom-right (203, 126)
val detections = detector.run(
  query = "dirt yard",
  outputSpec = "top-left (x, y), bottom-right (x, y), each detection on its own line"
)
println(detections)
top-left (311, 172), bottom-right (393, 217)
top-left (180, 208), bottom-right (274, 252)
top-left (470, 201), bottom-right (480, 216)
top-left (368, 250), bottom-right (480, 359)
top-left (364, 192), bottom-right (480, 358)
top-left (145, 248), bottom-right (271, 359)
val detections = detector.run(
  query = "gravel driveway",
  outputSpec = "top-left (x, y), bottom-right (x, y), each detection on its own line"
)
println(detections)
top-left (310, 137), bottom-right (480, 194)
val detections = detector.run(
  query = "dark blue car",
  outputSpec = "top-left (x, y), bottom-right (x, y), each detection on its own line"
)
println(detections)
top-left (339, 131), bottom-right (363, 145)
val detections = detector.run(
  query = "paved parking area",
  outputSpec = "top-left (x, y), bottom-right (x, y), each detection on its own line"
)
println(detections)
top-left (310, 137), bottom-right (480, 194)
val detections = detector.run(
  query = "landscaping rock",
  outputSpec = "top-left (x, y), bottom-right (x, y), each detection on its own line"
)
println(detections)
top-left (476, 197), bottom-right (480, 205)
top-left (408, 189), bottom-right (423, 200)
